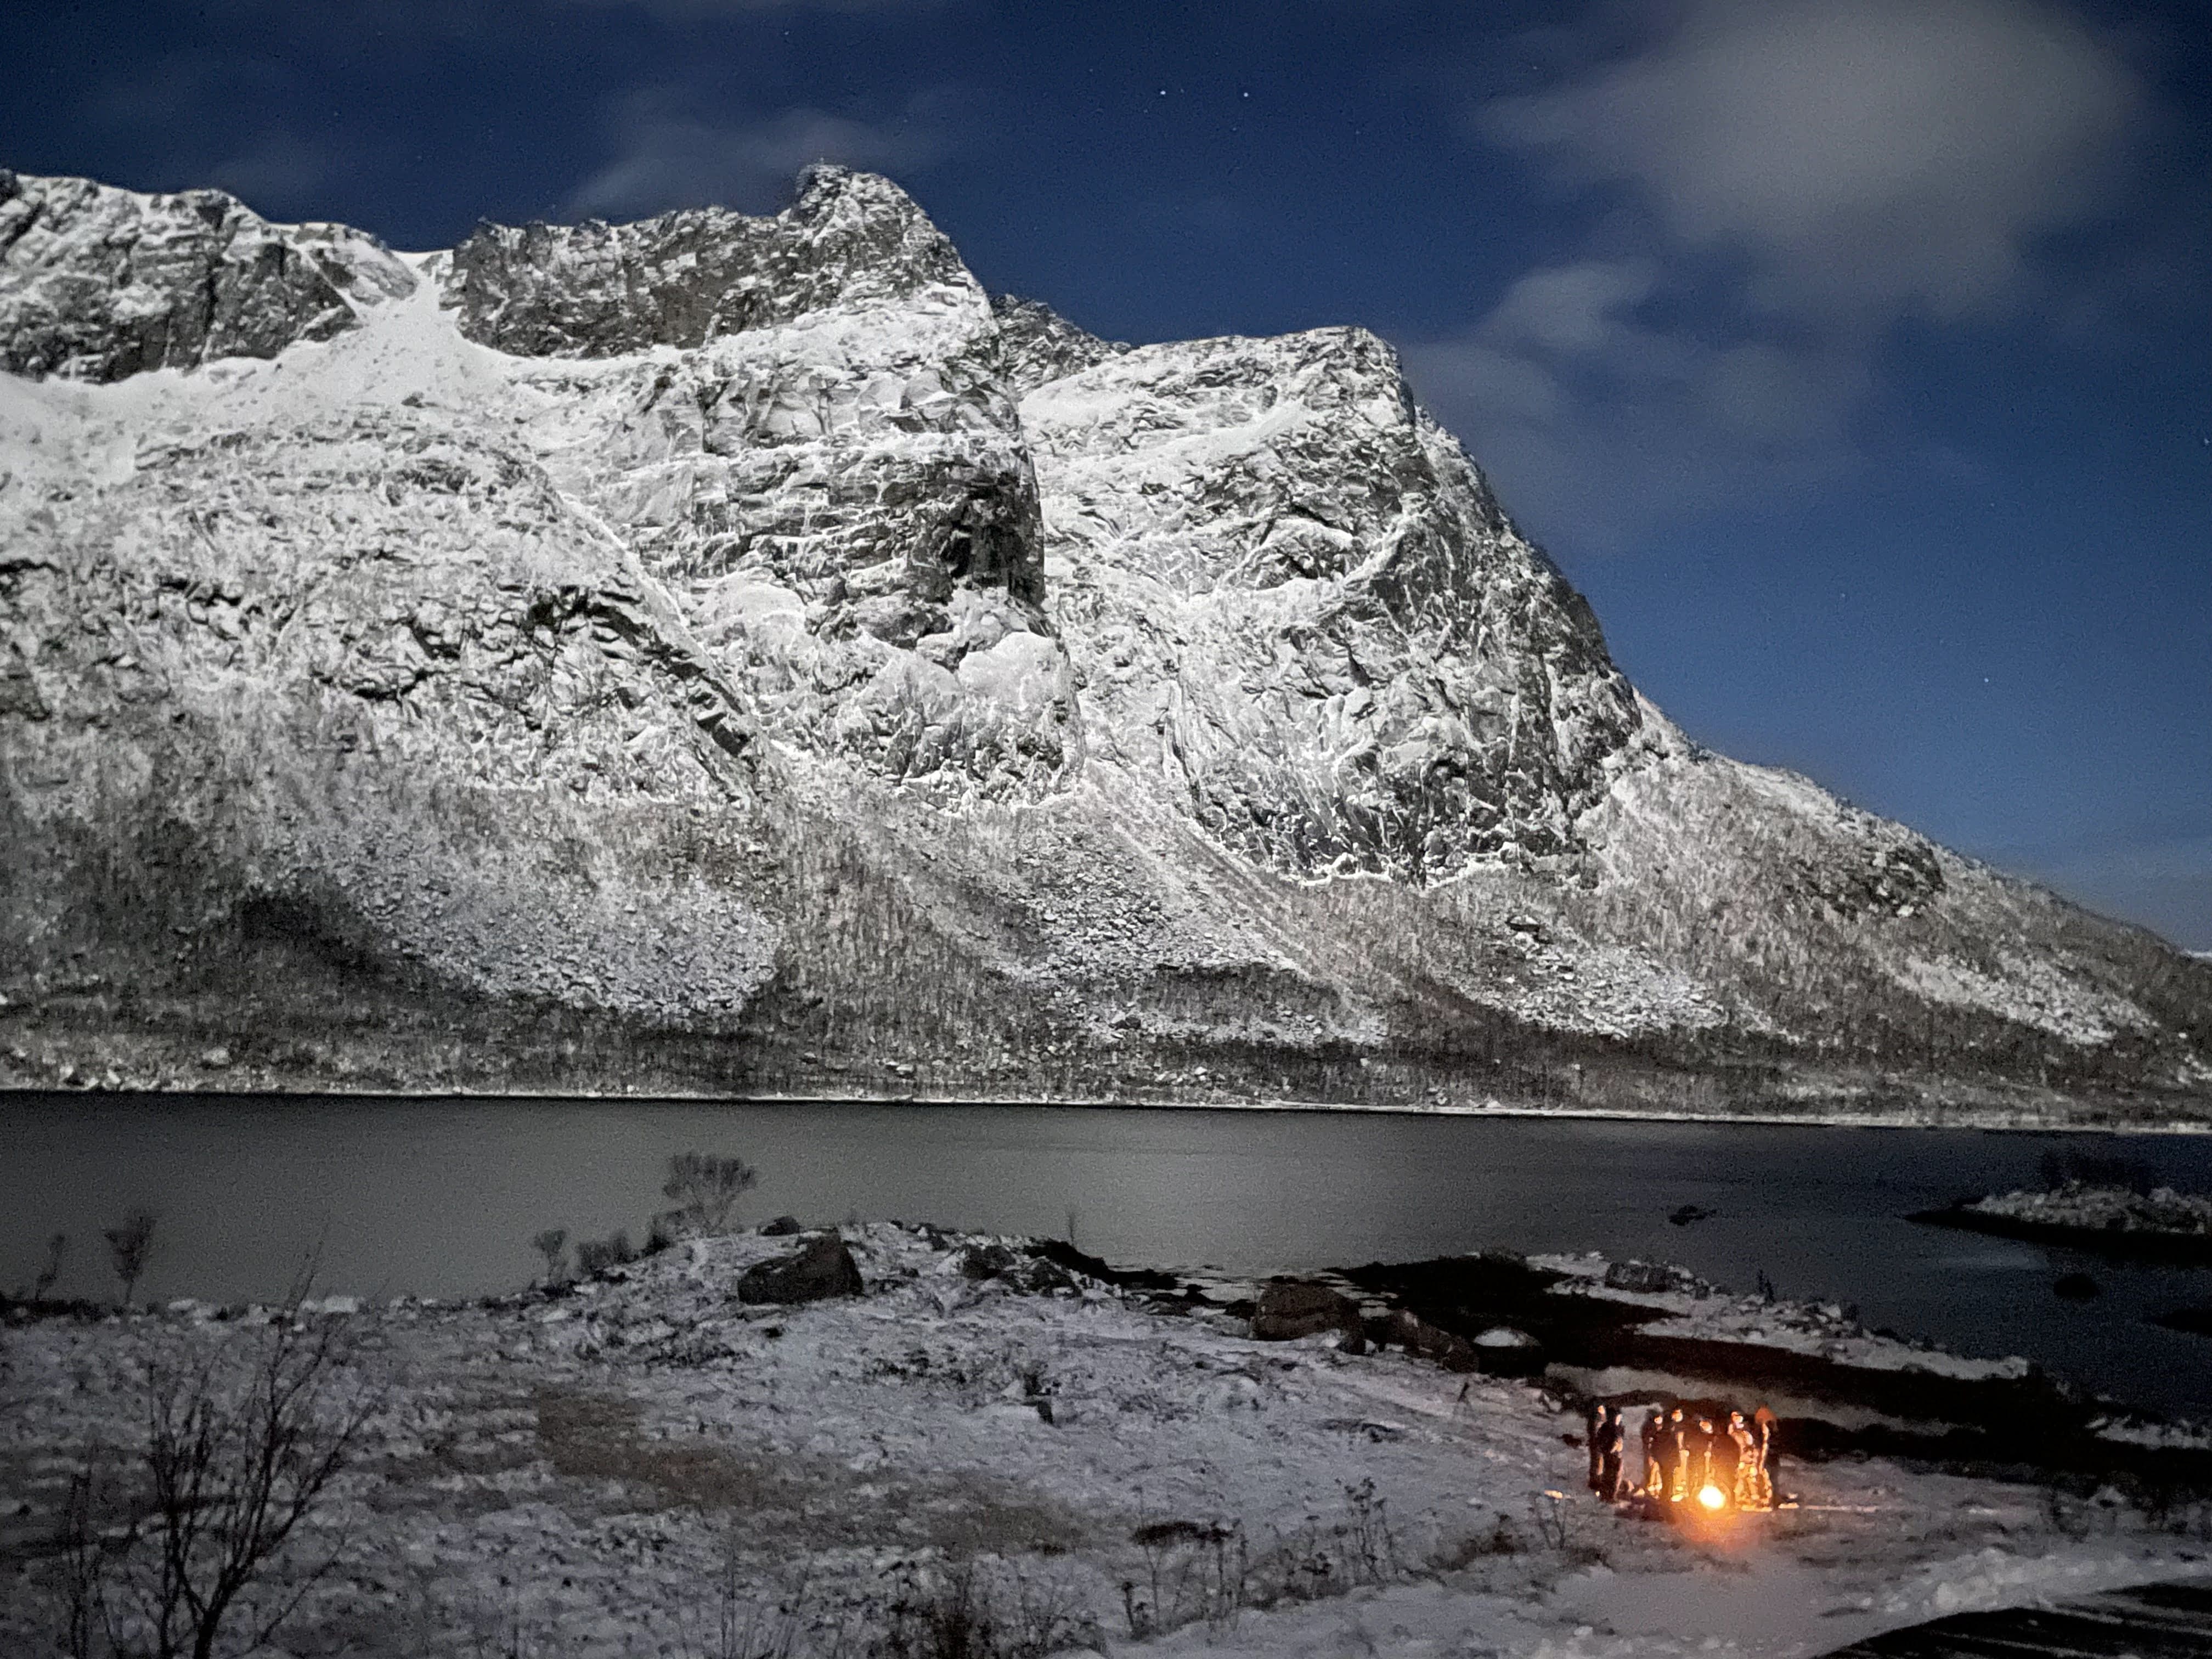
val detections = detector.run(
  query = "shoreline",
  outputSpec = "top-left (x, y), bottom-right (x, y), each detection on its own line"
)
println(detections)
top-left (7, 1082), bottom-right (2210, 1135)
top-left (1908, 1203), bottom-right (2212, 1264)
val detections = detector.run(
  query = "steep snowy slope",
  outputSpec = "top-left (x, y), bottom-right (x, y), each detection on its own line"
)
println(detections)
top-left (1, 166), bottom-right (2205, 1119)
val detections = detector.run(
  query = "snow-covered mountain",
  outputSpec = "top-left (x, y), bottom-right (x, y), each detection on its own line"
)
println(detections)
top-left (2, 165), bottom-right (2205, 1120)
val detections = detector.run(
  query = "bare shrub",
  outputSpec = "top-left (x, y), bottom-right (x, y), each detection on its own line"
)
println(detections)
top-left (45, 1308), bottom-right (371, 1658)
top-left (1118, 1480), bottom-right (1410, 1643)
top-left (2038, 1149), bottom-right (2155, 1193)
top-left (663, 1153), bottom-right (760, 1237)
top-left (529, 1229), bottom-right (568, 1286)
top-left (103, 1210), bottom-right (156, 1307)
top-left (675, 1536), bottom-right (834, 1659)
top-left (1121, 1521), bottom-right (1245, 1640)
top-left (18, 1231), bottom-right (66, 1301)
top-left (879, 1561), bottom-right (1096, 1659)
top-left (574, 1232), bottom-right (635, 1277)
top-left (1526, 1489), bottom-right (1573, 1552)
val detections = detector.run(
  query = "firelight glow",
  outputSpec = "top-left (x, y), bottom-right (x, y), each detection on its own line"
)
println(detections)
top-left (1698, 1485), bottom-right (1727, 1511)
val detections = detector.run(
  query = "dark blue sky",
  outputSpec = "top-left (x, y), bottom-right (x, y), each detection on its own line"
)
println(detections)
top-left (9, 0), bottom-right (2209, 947)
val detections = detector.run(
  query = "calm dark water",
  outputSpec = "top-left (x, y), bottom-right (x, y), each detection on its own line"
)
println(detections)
top-left (6, 1095), bottom-right (2211, 1417)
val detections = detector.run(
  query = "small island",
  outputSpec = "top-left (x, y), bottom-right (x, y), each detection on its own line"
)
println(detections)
top-left (1910, 1178), bottom-right (2212, 1264)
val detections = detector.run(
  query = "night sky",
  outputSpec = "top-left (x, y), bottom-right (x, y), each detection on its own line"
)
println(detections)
top-left (9, 0), bottom-right (2208, 947)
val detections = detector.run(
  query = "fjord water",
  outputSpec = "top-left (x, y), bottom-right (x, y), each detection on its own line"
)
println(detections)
top-left (7, 1096), bottom-right (2212, 1417)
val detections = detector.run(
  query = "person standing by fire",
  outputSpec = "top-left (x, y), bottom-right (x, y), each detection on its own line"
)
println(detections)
top-left (1641, 1407), bottom-right (1669, 1502)
top-left (1729, 1412), bottom-right (1760, 1509)
top-left (1669, 1406), bottom-right (1692, 1499)
top-left (1585, 1402), bottom-right (1607, 1494)
top-left (1598, 1405), bottom-right (1627, 1501)
top-left (1753, 1406), bottom-right (1779, 1509)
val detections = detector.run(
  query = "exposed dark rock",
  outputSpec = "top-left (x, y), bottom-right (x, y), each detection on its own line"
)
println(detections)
top-left (989, 293), bottom-right (1128, 394)
top-left (1602, 1261), bottom-right (1683, 1295)
top-left (736, 1233), bottom-right (864, 1304)
top-left (957, 1242), bottom-right (1079, 1294)
top-left (443, 167), bottom-right (967, 358)
top-left (760, 1215), bottom-right (803, 1237)
top-left (1470, 1325), bottom-right (1545, 1377)
top-left (1025, 1239), bottom-right (1182, 1294)
top-left (0, 170), bottom-right (413, 382)
top-left (1363, 1308), bottom-right (1478, 1371)
top-left (1251, 1279), bottom-right (1365, 1351)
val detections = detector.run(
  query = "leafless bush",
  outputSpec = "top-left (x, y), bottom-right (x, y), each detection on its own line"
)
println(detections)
top-left (1526, 1490), bottom-right (1575, 1553)
top-left (43, 1307), bottom-right (372, 1658)
top-left (1121, 1480), bottom-right (1412, 1642)
top-left (1121, 1519), bottom-right (1245, 1639)
top-left (574, 1232), bottom-right (635, 1277)
top-left (15, 1231), bottom-right (67, 1302)
top-left (529, 1228), bottom-right (567, 1286)
top-left (2039, 1149), bottom-right (2154, 1193)
top-left (103, 1210), bottom-right (156, 1307)
top-left (674, 1536), bottom-right (840, 1659)
top-left (878, 1561), bottom-right (1095, 1659)
top-left (663, 1152), bottom-right (759, 1237)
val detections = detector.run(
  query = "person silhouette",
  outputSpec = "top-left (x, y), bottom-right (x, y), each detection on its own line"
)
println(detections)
top-left (1729, 1412), bottom-right (1760, 1509)
top-left (1598, 1406), bottom-right (1626, 1501)
top-left (1641, 1407), bottom-right (1669, 1502)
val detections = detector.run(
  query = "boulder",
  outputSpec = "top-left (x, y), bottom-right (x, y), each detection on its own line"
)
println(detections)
top-left (1602, 1260), bottom-right (1678, 1295)
top-left (1251, 1279), bottom-right (1365, 1352)
top-left (736, 1233), bottom-right (864, 1304)
top-left (957, 1242), bottom-right (1080, 1294)
top-left (958, 1242), bottom-right (1022, 1280)
top-left (1470, 1325), bottom-right (1545, 1377)
top-left (760, 1215), bottom-right (804, 1237)
top-left (1365, 1308), bottom-right (1479, 1370)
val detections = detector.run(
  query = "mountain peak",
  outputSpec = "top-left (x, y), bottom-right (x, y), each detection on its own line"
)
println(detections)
top-left (445, 167), bottom-right (972, 359)
top-left (0, 169), bottom-right (414, 382)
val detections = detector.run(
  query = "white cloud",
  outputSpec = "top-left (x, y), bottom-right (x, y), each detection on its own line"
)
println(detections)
top-left (1486, 0), bottom-right (2142, 324)
top-left (1412, 0), bottom-right (2151, 550)
top-left (1400, 260), bottom-right (1865, 549)
top-left (566, 91), bottom-right (953, 219)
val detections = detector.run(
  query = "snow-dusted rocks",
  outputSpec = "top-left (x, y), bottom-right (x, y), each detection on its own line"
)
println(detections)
top-left (443, 166), bottom-right (969, 357)
top-left (1027, 325), bottom-right (1643, 877)
top-left (0, 170), bottom-right (414, 381)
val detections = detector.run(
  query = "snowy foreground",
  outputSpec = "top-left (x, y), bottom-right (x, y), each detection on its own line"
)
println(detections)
top-left (4, 1222), bottom-right (2210, 1658)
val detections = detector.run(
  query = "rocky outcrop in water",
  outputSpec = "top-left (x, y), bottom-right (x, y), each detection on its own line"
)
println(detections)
top-left (2, 165), bottom-right (2207, 1117)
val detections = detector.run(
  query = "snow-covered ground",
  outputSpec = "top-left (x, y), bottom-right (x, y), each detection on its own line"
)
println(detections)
top-left (4, 1222), bottom-right (2208, 1658)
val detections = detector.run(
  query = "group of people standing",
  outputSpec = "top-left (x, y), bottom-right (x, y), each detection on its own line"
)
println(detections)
top-left (1584, 1401), bottom-right (1779, 1511)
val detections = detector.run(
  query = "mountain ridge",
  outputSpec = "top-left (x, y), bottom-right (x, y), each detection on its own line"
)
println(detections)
top-left (2, 165), bottom-right (2205, 1122)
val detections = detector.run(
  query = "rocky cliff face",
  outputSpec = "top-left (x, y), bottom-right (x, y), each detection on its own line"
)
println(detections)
top-left (2, 166), bottom-right (2205, 1119)
top-left (0, 170), bottom-right (414, 381)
